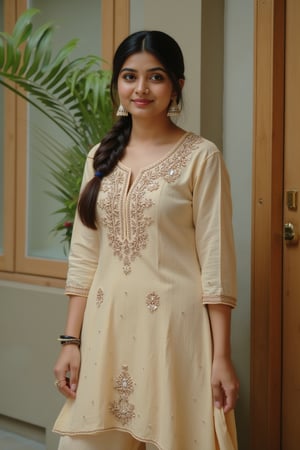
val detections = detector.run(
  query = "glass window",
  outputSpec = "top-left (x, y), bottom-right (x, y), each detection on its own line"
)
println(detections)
top-left (26, 0), bottom-right (101, 259)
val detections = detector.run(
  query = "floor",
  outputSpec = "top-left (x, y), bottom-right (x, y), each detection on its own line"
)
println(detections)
top-left (0, 429), bottom-right (46, 450)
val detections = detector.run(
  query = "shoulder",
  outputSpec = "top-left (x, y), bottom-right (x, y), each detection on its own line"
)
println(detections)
top-left (87, 143), bottom-right (100, 160)
top-left (81, 143), bottom-right (100, 181)
top-left (184, 133), bottom-right (221, 163)
top-left (182, 134), bottom-right (229, 186)
top-left (83, 143), bottom-right (100, 173)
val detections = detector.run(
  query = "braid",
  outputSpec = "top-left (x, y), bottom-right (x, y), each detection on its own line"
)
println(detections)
top-left (78, 116), bottom-right (132, 229)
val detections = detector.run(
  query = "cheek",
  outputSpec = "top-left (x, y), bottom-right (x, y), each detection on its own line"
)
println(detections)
top-left (157, 86), bottom-right (173, 103)
top-left (117, 81), bottom-right (132, 99)
top-left (156, 82), bottom-right (174, 98)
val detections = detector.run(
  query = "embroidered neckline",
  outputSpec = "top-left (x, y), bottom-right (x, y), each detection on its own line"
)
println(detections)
top-left (98, 133), bottom-right (201, 274)
top-left (117, 131), bottom-right (191, 178)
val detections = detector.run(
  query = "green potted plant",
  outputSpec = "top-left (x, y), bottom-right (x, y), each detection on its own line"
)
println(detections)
top-left (0, 8), bottom-right (113, 250)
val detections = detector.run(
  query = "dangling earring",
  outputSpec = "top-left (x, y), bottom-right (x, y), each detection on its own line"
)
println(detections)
top-left (116, 104), bottom-right (128, 117)
top-left (167, 98), bottom-right (181, 117)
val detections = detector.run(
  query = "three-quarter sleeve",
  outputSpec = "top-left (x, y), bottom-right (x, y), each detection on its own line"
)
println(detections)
top-left (192, 146), bottom-right (237, 307)
top-left (65, 145), bottom-right (100, 298)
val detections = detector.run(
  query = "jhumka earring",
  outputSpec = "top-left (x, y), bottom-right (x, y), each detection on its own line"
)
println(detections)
top-left (116, 104), bottom-right (128, 117)
top-left (167, 98), bottom-right (181, 117)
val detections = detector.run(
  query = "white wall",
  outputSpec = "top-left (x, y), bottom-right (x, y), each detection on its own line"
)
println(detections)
top-left (130, 0), bottom-right (202, 134)
top-left (0, 281), bottom-right (67, 449)
top-left (130, 1), bottom-right (253, 448)
top-left (223, 2), bottom-right (253, 449)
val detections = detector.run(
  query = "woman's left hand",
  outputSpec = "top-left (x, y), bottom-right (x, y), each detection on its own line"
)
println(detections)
top-left (211, 355), bottom-right (239, 413)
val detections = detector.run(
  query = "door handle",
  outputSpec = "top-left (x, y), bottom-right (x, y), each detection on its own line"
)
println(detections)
top-left (284, 222), bottom-right (299, 245)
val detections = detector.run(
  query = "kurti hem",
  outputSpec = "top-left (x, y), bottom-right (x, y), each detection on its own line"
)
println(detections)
top-left (53, 427), bottom-right (163, 450)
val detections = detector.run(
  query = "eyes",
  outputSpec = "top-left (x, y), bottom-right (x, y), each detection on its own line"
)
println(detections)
top-left (120, 72), bottom-right (165, 83)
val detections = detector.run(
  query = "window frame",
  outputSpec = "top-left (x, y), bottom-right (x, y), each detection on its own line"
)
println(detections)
top-left (0, 0), bottom-right (129, 287)
top-left (0, 0), bottom-right (17, 274)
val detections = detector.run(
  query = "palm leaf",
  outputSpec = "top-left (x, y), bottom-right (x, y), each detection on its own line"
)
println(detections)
top-left (0, 9), bottom-right (112, 147)
top-left (0, 8), bottom-right (114, 246)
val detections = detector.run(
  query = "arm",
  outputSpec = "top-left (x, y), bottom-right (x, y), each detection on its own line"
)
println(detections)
top-left (53, 147), bottom-right (99, 398)
top-left (64, 295), bottom-right (87, 337)
top-left (207, 304), bottom-right (239, 412)
top-left (192, 144), bottom-right (239, 411)
top-left (54, 295), bottom-right (87, 398)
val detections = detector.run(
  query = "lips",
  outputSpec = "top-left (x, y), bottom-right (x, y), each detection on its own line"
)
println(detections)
top-left (132, 99), bottom-right (153, 106)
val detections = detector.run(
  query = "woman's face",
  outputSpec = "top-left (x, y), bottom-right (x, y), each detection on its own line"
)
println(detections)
top-left (117, 51), bottom-right (176, 119)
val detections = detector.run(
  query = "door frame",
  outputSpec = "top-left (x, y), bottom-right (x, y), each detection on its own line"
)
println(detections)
top-left (251, 1), bottom-right (285, 449)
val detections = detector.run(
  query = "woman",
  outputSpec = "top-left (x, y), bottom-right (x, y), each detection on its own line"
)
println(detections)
top-left (53, 30), bottom-right (239, 450)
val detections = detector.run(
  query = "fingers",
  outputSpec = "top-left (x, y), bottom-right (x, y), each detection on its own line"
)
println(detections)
top-left (54, 376), bottom-right (73, 398)
top-left (211, 383), bottom-right (238, 411)
top-left (69, 358), bottom-right (80, 394)
top-left (54, 346), bottom-right (81, 399)
top-left (212, 381), bottom-right (225, 409)
top-left (211, 356), bottom-right (239, 413)
top-left (55, 376), bottom-right (77, 399)
top-left (212, 381), bottom-right (239, 412)
top-left (223, 384), bottom-right (239, 413)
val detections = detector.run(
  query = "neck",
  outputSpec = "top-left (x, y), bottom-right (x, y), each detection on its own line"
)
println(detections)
top-left (130, 117), bottom-right (181, 145)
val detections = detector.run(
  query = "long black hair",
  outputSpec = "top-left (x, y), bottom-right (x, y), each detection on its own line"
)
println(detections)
top-left (78, 31), bottom-right (185, 229)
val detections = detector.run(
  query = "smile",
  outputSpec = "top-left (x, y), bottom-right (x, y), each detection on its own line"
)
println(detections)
top-left (132, 99), bottom-right (153, 106)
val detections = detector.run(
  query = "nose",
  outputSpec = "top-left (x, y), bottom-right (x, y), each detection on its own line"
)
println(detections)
top-left (135, 79), bottom-right (149, 95)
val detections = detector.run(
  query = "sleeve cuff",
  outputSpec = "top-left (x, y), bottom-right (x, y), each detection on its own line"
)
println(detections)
top-left (64, 285), bottom-right (90, 298)
top-left (202, 295), bottom-right (237, 308)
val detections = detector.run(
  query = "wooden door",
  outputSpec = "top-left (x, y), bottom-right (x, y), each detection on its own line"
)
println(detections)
top-left (250, 1), bottom-right (300, 449)
top-left (282, 1), bottom-right (300, 448)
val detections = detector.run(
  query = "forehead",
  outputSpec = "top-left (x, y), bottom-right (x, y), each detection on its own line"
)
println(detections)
top-left (120, 51), bottom-right (165, 71)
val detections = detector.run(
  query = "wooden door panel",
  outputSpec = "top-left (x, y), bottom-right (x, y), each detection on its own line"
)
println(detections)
top-left (282, 1), bottom-right (300, 448)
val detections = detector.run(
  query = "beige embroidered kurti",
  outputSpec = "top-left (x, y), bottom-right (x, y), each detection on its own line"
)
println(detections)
top-left (53, 133), bottom-right (238, 450)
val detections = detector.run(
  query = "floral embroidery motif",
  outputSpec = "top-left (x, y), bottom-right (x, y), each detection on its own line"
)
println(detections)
top-left (99, 172), bottom-right (154, 275)
top-left (96, 288), bottom-right (104, 308)
top-left (146, 292), bottom-right (160, 312)
top-left (98, 134), bottom-right (200, 274)
top-left (164, 167), bottom-right (179, 182)
top-left (109, 365), bottom-right (136, 425)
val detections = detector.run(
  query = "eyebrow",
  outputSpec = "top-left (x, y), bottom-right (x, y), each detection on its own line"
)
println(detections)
top-left (120, 66), bottom-right (167, 73)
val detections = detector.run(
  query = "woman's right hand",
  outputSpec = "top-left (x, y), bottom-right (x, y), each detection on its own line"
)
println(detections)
top-left (53, 344), bottom-right (81, 399)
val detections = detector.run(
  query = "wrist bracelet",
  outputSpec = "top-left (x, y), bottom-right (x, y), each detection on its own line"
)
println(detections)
top-left (60, 340), bottom-right (81, 347)
top-left (58, 335), bottom-right (80, 340)
top-left (57, 335), bottom-right (81, 346)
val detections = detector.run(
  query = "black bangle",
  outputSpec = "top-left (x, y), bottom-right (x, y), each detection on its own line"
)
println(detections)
top-left (57, 335), bottom-right (81, 347)
top-left (59, 335), bottom-right (79, 340)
